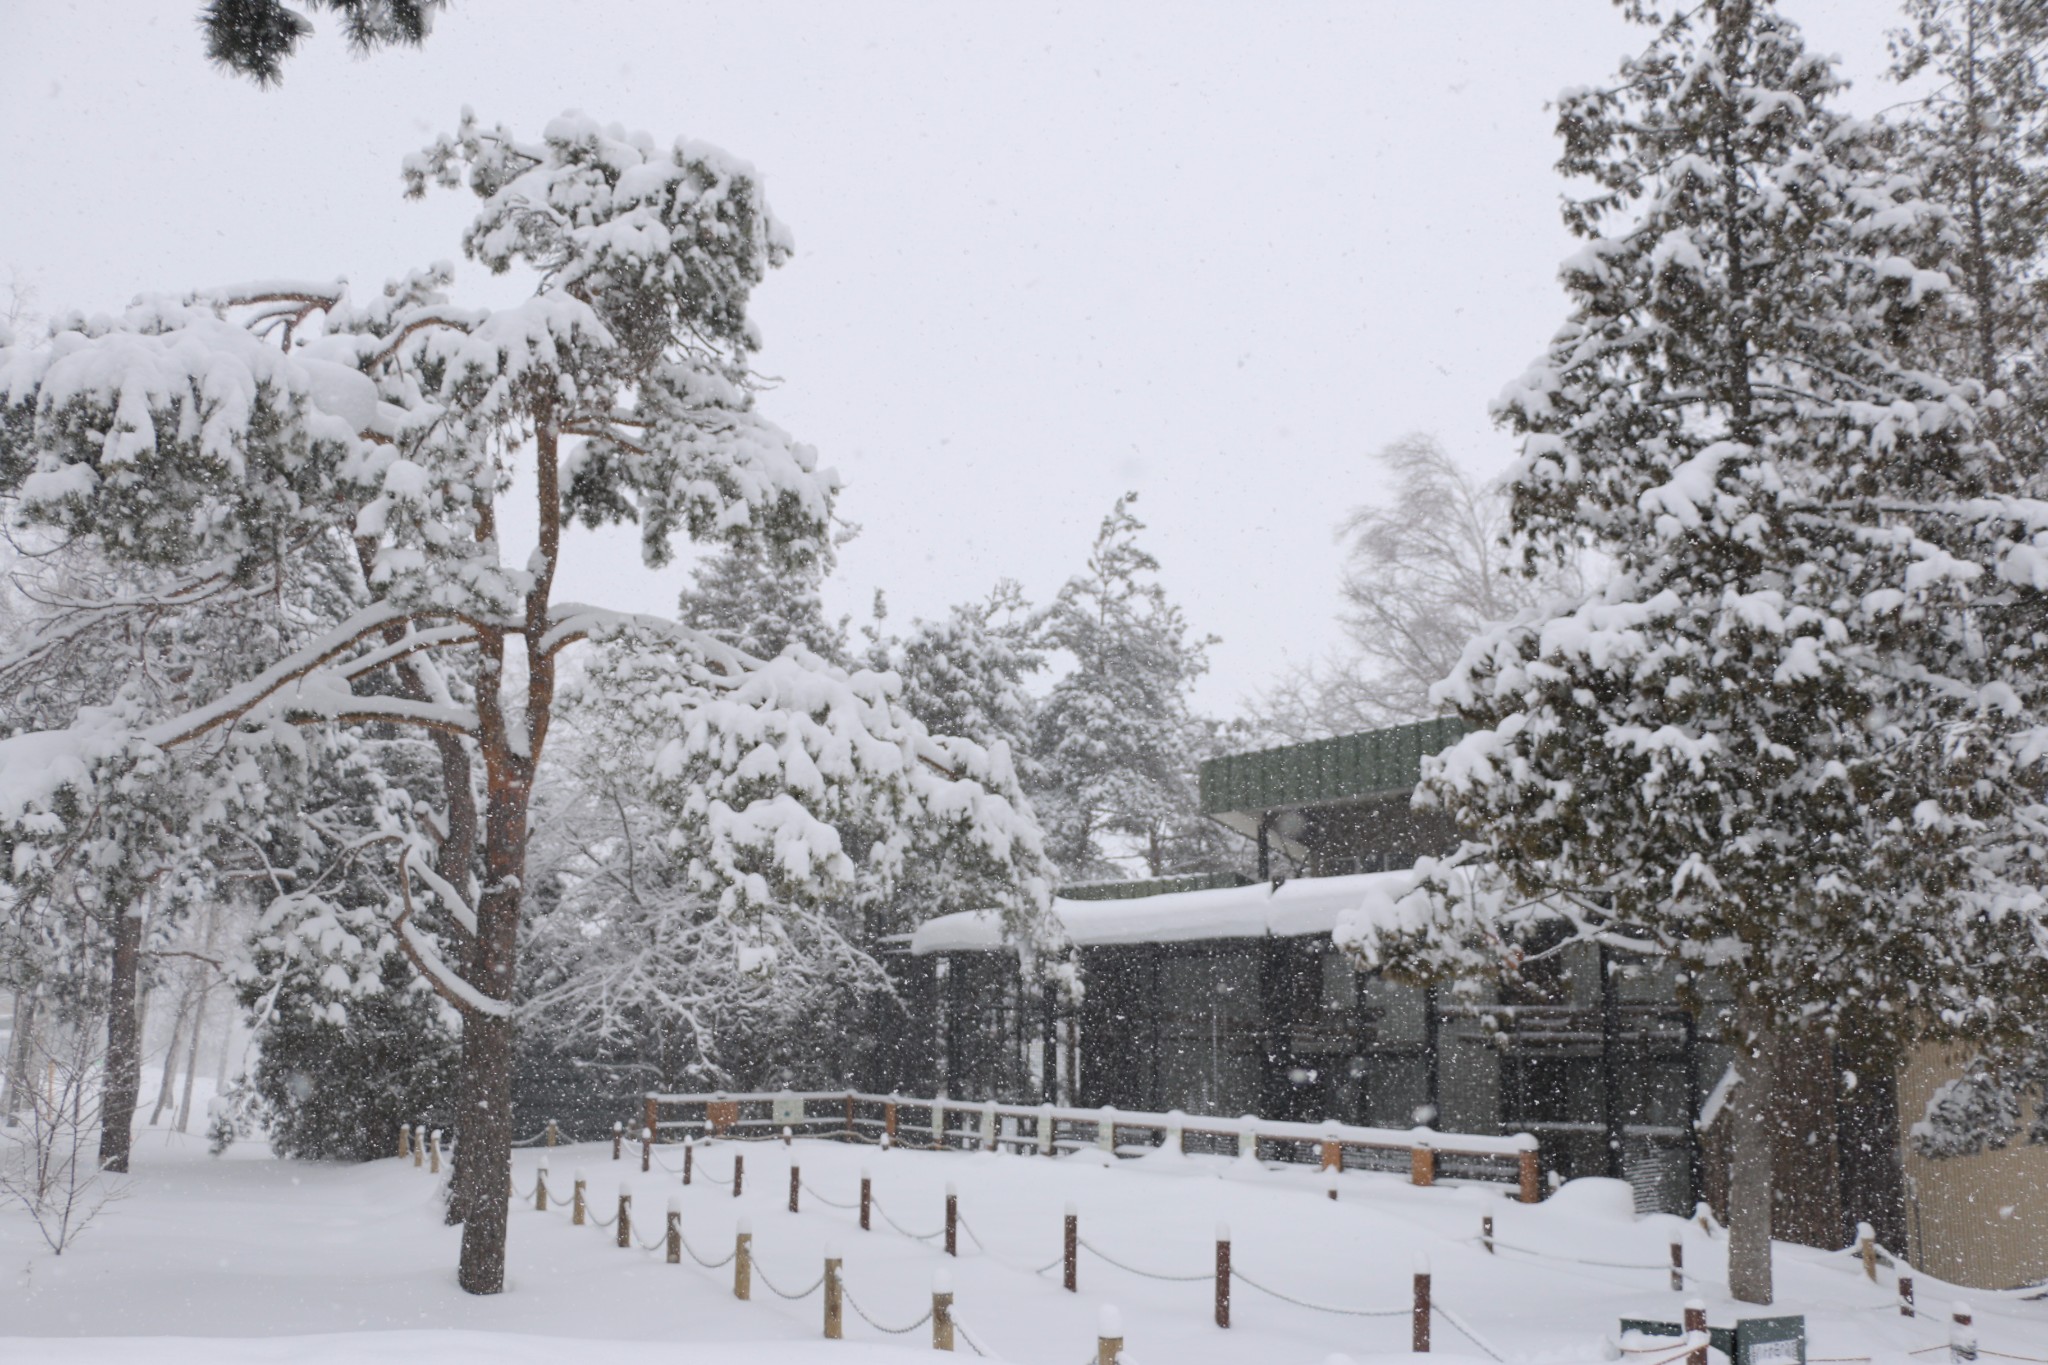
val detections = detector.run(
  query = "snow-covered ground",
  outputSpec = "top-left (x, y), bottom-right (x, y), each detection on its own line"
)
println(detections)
top-left (4, 1125), bottom-right (2041, 1365)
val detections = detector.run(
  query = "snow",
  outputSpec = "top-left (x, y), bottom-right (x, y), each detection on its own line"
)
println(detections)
top-left (910, 870), bottom-right (1418, 954)
top-left (5, 1130), bottom-right (2031, 1365)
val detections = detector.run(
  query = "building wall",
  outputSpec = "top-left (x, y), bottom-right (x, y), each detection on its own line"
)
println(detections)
top-left (1899, 1043), bottom-right (2048, 1290)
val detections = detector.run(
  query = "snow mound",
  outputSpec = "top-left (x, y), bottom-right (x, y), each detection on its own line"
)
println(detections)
top-left (1539, 1177), bottom-right (1640, 1222)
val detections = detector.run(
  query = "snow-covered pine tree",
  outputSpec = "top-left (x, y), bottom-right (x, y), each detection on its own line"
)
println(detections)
top-left (1034, 494), bottom-right (1234, 882)
top-left (1351, 0), bottom-right (2048, 1304)
top-left (0, 112), bottom-right (1051, 1294)
top-left (199, 0), bottom-right (444, 85)
top-left (676, 536), bottom-right (850, 664)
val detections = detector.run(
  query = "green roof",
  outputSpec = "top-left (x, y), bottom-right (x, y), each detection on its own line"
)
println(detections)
top-left (1057, 871), bottom-right (1252, 902)
top-left (1198, 717), bottom-right (1467, 819)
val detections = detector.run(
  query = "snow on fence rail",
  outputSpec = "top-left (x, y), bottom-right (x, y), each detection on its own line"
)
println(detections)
top-left (636, 1089), bottom-right (1545, 1202)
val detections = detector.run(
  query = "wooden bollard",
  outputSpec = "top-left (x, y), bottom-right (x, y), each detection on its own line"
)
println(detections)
top-left (783, 1125), bottom-right (793, 1148)
top-left (733, 1152), bottom-right (745, 1198)
top-left (1096, 1304), bottom-right (1123, 1365)
top-left (844, 1092), bottom-right (856, 1138)
top-left (1320, 1137), bottom-right (1341, 1172)
top-left (734, 1219), bottom-right (752, 1300)
top-left (545, 1118), bottom-right (558, 1148)
top-left (1482, 1214), bottom-right (1494, 1254)
top-left (932, 1270), bottom-right (955, 1352)
top-left (1412, 1254), bottom-right (1431, 1353)
top-left (1859, 1221), bottom-right (1877, 1281)
top-left (789, 1164), bottom-right (801, 1213)
top-left (1950, 1301), bottom-right (1976, 1364)
top-left (413, 1124), bottom-right (425, 1167)
top-left (684, 1139), bottom-right (694, 1186)
top-left (429, 1130), bottom-right (442, 1175)
top-left (1901, 1274), bottom-right (1916, 1318)
top-left (617, 1185), bottom-right (632, 1249)
top-left (1685, 1299), bottom-right (1707, 1365)
top-left (612, 1121), bottom-right (623, 1161)
top-left (573, 1171), bottom-right (588, 1225)
top-left (1214, 1223), bottom-right (1231, 1329)
top-left (645, 1094), bottom-right (660, 1146)
top-left (885, 1099), bottom-right (899, 1143)
top-left (642, 1127), bottom-right (653, 1173)
top-left (398, 1123), bottom-right (411, 1161)
top-left (860, 1169), bottom-right (872, 1231)
top-left (666, 1198), bottom-right (681, 1264)
top-left (535, 1165), bottom-right (549, 1212)
top-left (944, 1182), bottom-right (958, 1257)
top-left (1518, 1148), bottom-right (1541, 1203)
top-left (823, 1244), bottom-right (843, 1339)
top-left (1410, 1143), bottom-right (1435, 1188)
top-left (1063, 1202), bottom-right (1078, 1292)
top-left (1670, 1240), bottom-right (1684, 1291)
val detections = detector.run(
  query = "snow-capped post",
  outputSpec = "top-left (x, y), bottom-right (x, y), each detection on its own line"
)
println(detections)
top-left (782, 1125), bottom-right (793, 1148)
top-left (734, 1219), bottom-right (752, 1300)
top-left (931, 1269), bottom-right (955, 1351)
top-left (1320, 1133), bottom-right (1341, 1174)
top-left (1063, 1202), bottom-right (1078, 1292)
top-left (1685, 1299), bottom-right (1707, 1365)
top-left (535, 1164), bottom-right (549, 1212)
top-left (1481, 1215), bottom-right (1494, 1255)
top-left (398, 1124), bottom-right (411, 1162)
top-left (1236, 1116), bottom-right (1258, 1163)
top-left (616, 1184), bottom-right (632, 1249)
top-left (1950, 1302), bottom-right (1976, 1364)
top-left (642, 1128), bottom-right (653, 1173)
top-left (545, 1120), bottom-right (557, 1149)
top-left (413, 1125), bottom-right (425, 1168)
top-left (932, 1097), bottom-right (946, 1147)
top-left (885, 1098), bottom-right (900, 1145)
top-left (733, 1152), bottom-right (745, 1198)
top-left (1411, 1252), bottom-right (1431, 1353)
top-left (1410, 1134), bottom-right (1435, 1188)
top-left (843, 1093), bottom-right (856, 1139)
top-left (1096, 1304), bottom-right (1123, 1365)
top-left (666, 1196), bottom-right (681, 1265)
top-left (1900, 1275), bottom-right (1916, 1318)
top-left (1040, 1104), bottom-right (1056, 1156)
top-left (612, 1121), bottom-right (623, 1161)
top-left (859, 1168), bottom-right (872, 1231)
top-left (1214, 1222), bottom-right (1231, 1329)
top-left (683, 1139), bottom-right (694, 1186)
top-left (430, 1130), bottom-right (444, 1174)
top-left (823, 1242), bottom-right (843, 1339)
top-left (944, 1182), bottom-right (958, 1256)
top-left (1097, 1106), bottom-right (1117, 1155)
top-left (1324, 1166), bottom-right (1339, 1203)
top-left (573, 1171), bottom-right (587, 1225)
top-left (789, 1164), bottom-right (800, 1213)
top-left (1858, 1221), bottom-right (1877, 1281)
top-left (980, 1101), bottom-right (996, 1152)
top-left (1519, 1147), bottom-right (1541, 1204)
top-left (1670, 1240), bottom-right (1685, 1292)
top-left (644, 1097), bottom-right (660, 1146)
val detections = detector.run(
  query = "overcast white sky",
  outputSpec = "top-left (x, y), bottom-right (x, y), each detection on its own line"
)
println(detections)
top-left (1, 2), bottom-right (1895, 715)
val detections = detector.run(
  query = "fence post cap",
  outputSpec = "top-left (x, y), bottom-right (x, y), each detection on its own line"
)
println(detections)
top-left (1952, 1300), bottom-right (1972, 1316)
top-left (932, 1268), bottom-right (953, 1294)
top-left (642, 1127), bottom-right (652, 1140)
top-left (825, 1239), bottom-right (841, 1259)
top-left (619, 1182), bottom-right (631, 1199)
top-left (1414, 1252), bottom-right (1431, 1274)
top-left (1685, 1298), bottom-right (1706, 1312)
top-left (738, 1217), bottom-right (752, 1235)
top-left (1097, 1305), bottom-right (1122, 1337)
top-left (1099, 1104), bottom-right (1117, 1116)
top-left (613, 1120), bottom-right (622, 1131)
top-left (1857, 1220), bottom-right (1875, 1240)
top-left (668, 1194), bottom-right (681, 1213)
top-left (1216, 1221), bottom-right (1230, 1240)
top-left (945, 1181), bottom-right (956, 1197)
top-left (1065, 1201), bottom-right (1076, 1217)
top-left (574, 1169), bottom-right (587, 1182)
top-left (782, 1126), bottom-right (792, 1138)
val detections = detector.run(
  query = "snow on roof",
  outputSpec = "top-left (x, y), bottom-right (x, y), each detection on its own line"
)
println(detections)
top-left (910, 869), bottom-right (1420, 954)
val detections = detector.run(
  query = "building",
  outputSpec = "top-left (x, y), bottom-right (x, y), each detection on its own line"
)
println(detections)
top-left (901, 719), bottom-right (2046, 1289)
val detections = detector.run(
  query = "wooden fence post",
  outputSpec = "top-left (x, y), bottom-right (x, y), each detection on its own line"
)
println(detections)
top-left (1900, 1275), bottom-right (1916, 1318)
top-left (1859, 1221), bottom-right (1877, 1281)
top-left (782, 1125), bottom-right (793, 1148)
top-left (734, 1152), bottom-right (745, 1198)
top-left (1214, 1223), bottom-right (1231, 1329)
top-left (1063, 1202), bottom-right (1078, 1293)
top-left (1685, 1299), bottom-right (1707, 1365)
top-left (789, 1164), bottom-right (801, 1213)
top-left (1097, 1106), bottom-right (1116, 1155)
top-left (860, 1168), bottom-right (872, 1231)
top-left (644, 1094), bottom-right (660, 1145)
top-left (398, 1123), bottom-right (410, 1161)
top-left (1412, 1255), bottom-right (1431, 1353)
top-left (944, 1182), bottom-right (958, 1257)
top-left (1096, 1304), bottom-right (1123, 1365)
top-left (642, 1127), bottom-right (652, 1173)
top-left (617, 1185), bottom-right (632, 1249)
top-left (429, 1130), bottom-right (442, 1175)
top-left (413, 1124), bottom-right (425, 1168)
top-left (612, 1121), bottom-right (623, 1161)
top-left (1670, 1240), bottom-right (1685, 1292)
top-left (683, 1139), bottom-right (693, 1186)
top-left (932, 1270), bottom-right (954, 1351)
top-left (545, 1118), bottom-right (557, 1148)
top-left (1950, 1302), bottom-right (1976, 1365)
top-left (824, 1244), bottom-right (843, 1339)
top-left (1481, 1215), bottom-right (1494, 1254)
top-left (666, 1197), bottom-right (681, 1264)
top-left (886, 1099), bottom-right (899, 1144)
top-left (734, 1219), bottom-right (752, 1300)
top-left (573, 1171), bottom-right (587, 1225)
top-left (1041, 1103), bottom-right (1056, 1156)
top-left (1410, 1142), bottom-right (1435, 1188)
top-left (844, 1092), bottom-right (856, 1139)
top-left (535, 1164), bottom-right (548, 1212)
top-left (1518, 1148), bottom-right (1540, 1203)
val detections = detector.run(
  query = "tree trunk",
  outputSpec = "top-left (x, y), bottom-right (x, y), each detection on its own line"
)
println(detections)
top-left (175, 983), bottom-right (209, 1132)
top-left (149, 983), bottom-right (192, 1126)
top-left (99, 902), bottom-right (146, 1173)
top-left (3, 989), bottom-right (37, 1124)
top-left (1727, 1000), bottom-right (1779, 1305)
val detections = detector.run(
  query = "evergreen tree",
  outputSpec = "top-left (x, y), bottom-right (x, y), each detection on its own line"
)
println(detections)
top-left (676, 537), bottom-right (849, 664)
top-left (1352, 0), bottom-right (2048, 1304)
top-left (200, 0), bottom-right (443, 85)
top-left (1034, 494), bottom-right (1235, 882)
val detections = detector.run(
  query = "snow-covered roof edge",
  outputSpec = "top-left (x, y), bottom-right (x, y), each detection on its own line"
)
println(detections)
top-left (910, 869), bottom-right (1421, 955)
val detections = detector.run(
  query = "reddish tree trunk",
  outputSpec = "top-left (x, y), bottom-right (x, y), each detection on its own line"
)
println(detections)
top-left (98, 903), bottom-right (145, 1173)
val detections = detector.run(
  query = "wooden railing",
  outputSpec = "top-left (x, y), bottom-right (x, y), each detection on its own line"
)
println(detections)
top-left (639, 1090), bottom-right (1543, 1203)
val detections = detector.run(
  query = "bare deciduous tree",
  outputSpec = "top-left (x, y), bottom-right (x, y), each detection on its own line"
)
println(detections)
top-left (0, 1021), bottom-right (128, 1255)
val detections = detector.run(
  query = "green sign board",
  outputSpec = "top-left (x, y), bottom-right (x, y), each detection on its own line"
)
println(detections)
top-left (1618, 1315), bottom-right (1803, 1365)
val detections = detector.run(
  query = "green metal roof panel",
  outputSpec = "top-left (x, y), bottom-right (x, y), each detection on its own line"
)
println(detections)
top-left (1198, 717), bottom-right (1467, 816)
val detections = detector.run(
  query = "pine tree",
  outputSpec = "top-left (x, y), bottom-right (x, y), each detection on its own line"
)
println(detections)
top-left (1034, 494), bottom-right (1234, 882)
top-left (199, 0), bottom-right (443, 85)
top-left (1352, 0), bottom-right (2048, 1304)
top-left (676, 537), bottom-right (849, 664)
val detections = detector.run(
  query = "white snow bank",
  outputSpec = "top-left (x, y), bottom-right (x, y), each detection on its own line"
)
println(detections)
top-left (10, 1334), bottom-right (942, 1365)
top-left (910, 870), bottom-right (1421, 954)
